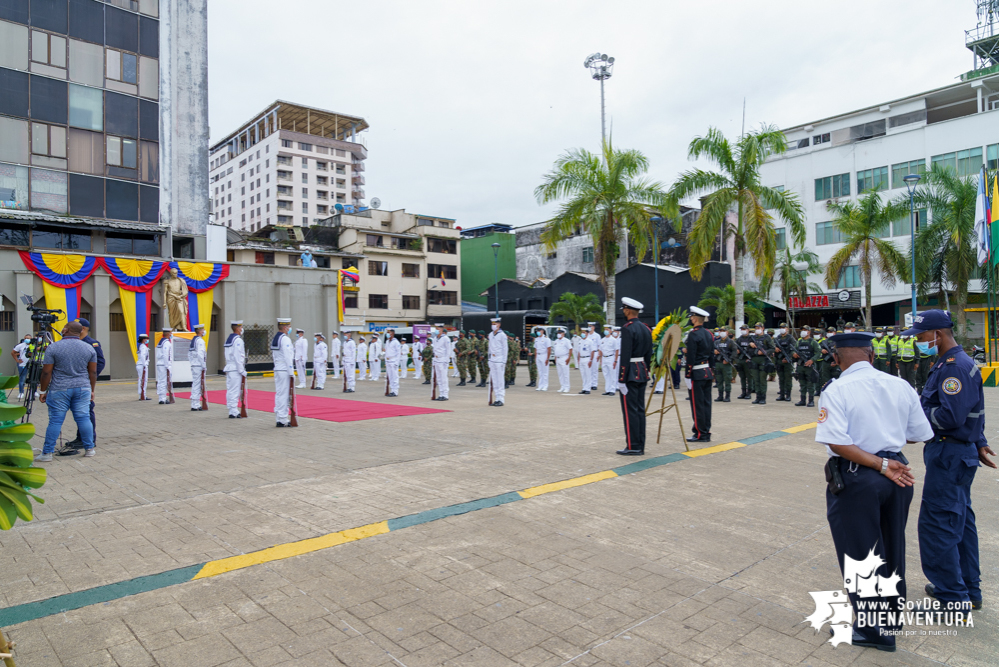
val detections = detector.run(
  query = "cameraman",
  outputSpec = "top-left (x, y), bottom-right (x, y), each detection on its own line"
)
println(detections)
top-left (65, 318), bottom-right (104, 449)
top-left (11, 333), bottom-right (31, 399)
top-left (34, 321), bottom-right (97, 462)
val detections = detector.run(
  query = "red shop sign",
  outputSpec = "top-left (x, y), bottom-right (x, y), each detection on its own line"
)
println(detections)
top-left (788, 295), bottom-right (829, 309)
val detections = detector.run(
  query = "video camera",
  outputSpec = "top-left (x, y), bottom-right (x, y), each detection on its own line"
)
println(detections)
top-left (18, 294), bottom-right (62, 423)
top-left (21, 294), bottom-right (61, 327)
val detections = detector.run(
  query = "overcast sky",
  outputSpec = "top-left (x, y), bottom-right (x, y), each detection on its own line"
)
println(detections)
top-left (207, 0), bottom-right (978, 228)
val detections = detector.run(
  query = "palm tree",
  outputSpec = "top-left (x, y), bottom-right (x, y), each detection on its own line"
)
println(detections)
top-left (907, 164), bottom-right (981, 339)
top-left (697, 284), bottom-right (766, 328)
top-left (548, 293), bottom-right (605, 333)
top-left (760, 246), bottom-right (823, 329)
top-left (670, 125), bottom-right (805, 327)
top-left (824, 192), bottom-right (909, 329)
top-left (535, 141), bottom-right (674, 321)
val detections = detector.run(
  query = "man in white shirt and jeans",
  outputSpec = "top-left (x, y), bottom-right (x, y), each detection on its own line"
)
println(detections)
top-left (11, 333), bottom-right (31, 399)
top-left (815, 331), bottom-right (934, 653)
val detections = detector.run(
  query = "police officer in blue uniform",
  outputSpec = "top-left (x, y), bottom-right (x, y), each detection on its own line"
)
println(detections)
top-left (815, 331), bottom-right (934, 651)
top-left (904, 310), bottom-right (996, 611)
top-left (66, 318), bottom-right (104, 449)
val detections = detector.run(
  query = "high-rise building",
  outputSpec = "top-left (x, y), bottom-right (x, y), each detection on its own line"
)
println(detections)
top-left (208, 101), bottom-right (368, 233)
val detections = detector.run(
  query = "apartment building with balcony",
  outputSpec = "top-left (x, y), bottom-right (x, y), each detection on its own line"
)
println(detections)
top-left (320, 208), bottom-right (462, 328)
top-left (208, 101), bottom-right (368, 233)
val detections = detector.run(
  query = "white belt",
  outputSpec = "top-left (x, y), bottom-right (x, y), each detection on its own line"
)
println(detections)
top-left (629, 357), bottom-right (645, 362)
top-left (692, 363), bottom-right (709, 370)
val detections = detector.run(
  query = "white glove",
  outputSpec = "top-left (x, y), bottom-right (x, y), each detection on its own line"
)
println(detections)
top-left (619, 384), bottom-right (628, 396)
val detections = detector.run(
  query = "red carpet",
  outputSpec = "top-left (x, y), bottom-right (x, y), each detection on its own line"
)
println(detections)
top-left (175, 389), bottom-right (450, 422)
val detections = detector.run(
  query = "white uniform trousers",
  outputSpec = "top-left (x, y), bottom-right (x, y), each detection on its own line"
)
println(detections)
top-left (602, 360), bottom-right (618, 393)
top-left (433, 360), bottom-right (449, 398)
top-left (450, 354), bottom-right (459, 377)
top-left (369, 359), bottom-right (380, 381)
top-left (332, 356), bottom-right (341, 378)
top-left (343, 361), bottom-right (356, 390)
top-left (578, 359), bottom-right (590, 390)
top-left (591, 358), bottom-right (600, 390)
top-left (655, 375), bottom-right (666, 392)
top-left (274, 370), bottom-right (291, 424)
top-left (295, 360), bottom-right (307, 388)
top-left (555, 356), bottom-right (570, 392)
top-left (136, 364), bottom-right (148, 399)
top-left (156, 365), bottom-right (171, 402)
top-left (314, 362), bottom-right (326, 389)
top-left (536, 358), bottom-right (550, 391)
top-left (386, 361), bottom-right (400, 394)
top-left (190, 366), bottom-right (205, 409)
top-left (488, 360), bottom-right (506, 403)
top-left (225, 372), bottom-right (242, 416)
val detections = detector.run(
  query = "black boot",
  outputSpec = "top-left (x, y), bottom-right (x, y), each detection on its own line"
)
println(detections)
top-left (795, 395), bottom-right (806, 406)
top-left (458, 379), bottom-right (466, 386)
top-left (724, 392), bottom-right (731, 402)
top-left (422, 380), bottom-right (430, 385)
top-left (526, 381), bottom-right (536, 387)
top-left (807, 397), bottom-right (814, 407)
top-left (751, 395), bottom-right (761, 404)
top-left (714, 392), bottom-right (725, 402)
top-left (737, 392), bottom-right (749, 399)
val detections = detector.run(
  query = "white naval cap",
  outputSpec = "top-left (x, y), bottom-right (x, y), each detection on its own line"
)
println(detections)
top-left (230, 320), bottom-right (243, 326)
top-left (621, 297), bottom-right (643, 311)
top-left (690, 306), bottom-right (710, 318)
top-left (490, 317), bottom-right (501, 322)
top-left (613, 326), bottom-right (621, 331)
top-left (314, 332), bottom-right (324, 337)
top-left (162, 327), bottom-right (173, 332)
top-left (277, 318), bottom-right (292, 324)
top-left (193, 323), bottom-right (206, 329)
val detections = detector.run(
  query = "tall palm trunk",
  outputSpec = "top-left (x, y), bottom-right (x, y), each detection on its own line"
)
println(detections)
top-left (733, 199), bottom-right (745, 327)
top-left (865, 278), bottom-right (873, 332)
top-left (605, 273), bottom-right (616, 323)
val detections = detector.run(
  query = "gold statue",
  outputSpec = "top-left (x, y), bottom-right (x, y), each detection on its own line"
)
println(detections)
top-left (161, 267), bottom-right (190, 332)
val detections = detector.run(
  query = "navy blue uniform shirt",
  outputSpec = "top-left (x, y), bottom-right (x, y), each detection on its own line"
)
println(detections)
top-left (82, 335), bottom-right (105, 375)
top-left (921, 345), bottom-right (986, 447)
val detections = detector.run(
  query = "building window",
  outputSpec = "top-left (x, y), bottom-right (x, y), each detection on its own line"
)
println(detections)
top-left (582, 246), bottom-right (594, 263)
top-left (368, 261), bottom-right (388, 276)
top-left (988, 144), bottom-right (998, 170)
top-left (417, 218), bottom-right (434, 226)
top-left (276, 155), bottom-right (292, 166)
top-left (856, 166), bottom-right (888, 193)
top-left (366, 234), bottom-right (384, 247)
top-left (281, 139), bottom-right (292, 148)
top-left (892, 208), bottom-right (926, 236)
top-left (316, 205), bottom-right (327, 215)
top-left (255, 251), bottom-right (274, 264)
top-left (427, 238), bottom-right (457, 254)
top-left (32, 225), bottom-right (91, 250)
top-left (546, 251), bottom-right (557, 260)
top-left (932, 148), bottom-right (983, 177)
top-left (0, 222), bottom-right (30, 247)
top-left (106, 48), bottom-right (137, 84)
top-left (68, 84), bottom-right (103, 131)
top-left (344, 294), bottom-right (358, 309)
top-left (815, 173), bottom-right (850, 201)
top-left (301, 173), bottom-right (308, 183)
top-left (109, 312), bottom-right (127, 331)
top-left (427, 264), bottom-right (457, 280)
top-left (427, 290), bottom-right (458, 306)
top-left (437, 220), bottom-right (450, 228)
top-left (32, 31), bottom-right (67, 68)
top-left (315, 161), bottom-right (327, 171)
top-left (402, 295), bottom-right (420, 310)
top-left (106, 136), bottom-right (137, 168)
top-left (815, 221), bottom-right (843, 246)
top-left (316, 176), bottom-right (328, 186)
top-left (301, 157), bottom-right (308, 168)
top-left (298, 142), bottom-right (312, 151)
top-left (776, 228), bottom-right (786, 250)
top-left (368, 294), bottom-right (389, 309)
top-left (891, 159), bottom-right (926, 189)
top-left (834, 265), bottom-right (860, 289)
top-left (31, 122), bottom-right (67, 158)
top-left (0, 311), bottom-right (14, 332)
top-left (105, 232), bottom-right (158, 255)
top-left (812, 133), bottom-right (830, 145)
top-left (401, 263), bottom-right (420, 278)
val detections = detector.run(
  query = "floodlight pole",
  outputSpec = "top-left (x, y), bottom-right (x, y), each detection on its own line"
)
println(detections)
top-left (492, 242), bottom-right (501, 319)
top-left (903, 174), bottom-right (921, 321)
top-left (584, 53), bottom-right (614, 150)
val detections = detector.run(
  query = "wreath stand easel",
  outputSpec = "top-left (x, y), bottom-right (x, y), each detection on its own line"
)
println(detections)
top-left (644, 324), bottom-right (688, 451)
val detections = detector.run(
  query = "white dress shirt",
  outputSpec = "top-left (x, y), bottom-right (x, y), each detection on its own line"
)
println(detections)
top-left (384, 338), bottom-right (402, 363)
top-left (314, 341), bottom-right (328, 364)
top-left (488, 329), bottom-right (508, 364)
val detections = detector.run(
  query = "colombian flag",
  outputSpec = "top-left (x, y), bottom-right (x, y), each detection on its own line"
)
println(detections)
top-left (440, 268), bottom-right (446, 286)
top-left (99, 258), bottom-right (169, 362)
top-left (18, 252), bottom-right (99, 339)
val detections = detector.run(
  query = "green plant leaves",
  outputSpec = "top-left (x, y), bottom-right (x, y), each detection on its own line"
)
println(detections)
top-left (0, 442), bottom-right (35, 467)
top-left (0, 464), bottom-right (46, 489)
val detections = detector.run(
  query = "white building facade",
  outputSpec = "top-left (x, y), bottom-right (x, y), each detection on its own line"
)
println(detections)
top-left (207, 101), bottom-right (367, 233)
top-left (759, 71), bottom-right (998, 330)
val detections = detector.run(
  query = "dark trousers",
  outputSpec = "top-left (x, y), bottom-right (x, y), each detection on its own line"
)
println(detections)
top-left (776, 361), bottom-right (793, 395)
top-left (670, 364), bottom-right (681, 389)
top-left (898, 360), bottom-right (915, 388)
top-left (827, 452), bottom-right (912, 645)
top-left (619, 380), bottom-right (647, 451)
top-left (690, 378), bottom-right (712, 438)
top-left (918, 438), bottom-right (981, 603)
top-left (74, 399), bottom-right (96, 443)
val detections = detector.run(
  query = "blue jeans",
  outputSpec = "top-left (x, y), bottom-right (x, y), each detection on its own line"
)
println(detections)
top-left (43, 387), bottom-right (94, 454)
top-left (17, 365), bottom-right (27, 394)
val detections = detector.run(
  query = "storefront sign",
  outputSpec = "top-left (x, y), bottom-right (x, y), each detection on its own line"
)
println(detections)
top-left (789, 295), bottom-right (829, 309)
top-left (788, 291), bottom-right (861, 310)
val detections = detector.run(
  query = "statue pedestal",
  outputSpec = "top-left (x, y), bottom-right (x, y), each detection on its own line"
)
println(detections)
top-left (154, 332), bottom-right (195, 386)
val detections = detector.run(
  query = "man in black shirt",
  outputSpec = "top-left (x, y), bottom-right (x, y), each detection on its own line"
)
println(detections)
top-left (686, 307), bottom-right (714, 442)
top-left (616, 297), bottom-right (652, 456)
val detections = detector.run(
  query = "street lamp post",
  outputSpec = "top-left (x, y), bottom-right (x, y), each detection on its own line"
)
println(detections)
top-left (492, 242), bottom-right (501, 319)
top-left (903, 174), bottom-right (921, 322)
top-left (584, 53), bottom-right (614, 147)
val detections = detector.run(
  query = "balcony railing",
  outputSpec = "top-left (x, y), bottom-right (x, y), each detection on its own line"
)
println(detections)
top-left (352, 161), bottom-right (365, 172)
top-left (352, 174), bottom-right (365, 185)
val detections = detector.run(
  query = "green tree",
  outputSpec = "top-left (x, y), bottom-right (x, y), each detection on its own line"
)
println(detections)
top-left (548, 292), bottom-right (605, 333)
top-left (670, 126), bottom-right (805, 327)
top-left (907, 164), bottom-right (982, 339)
top-left (760, 246), bottom-right (823, 330)
top-left (697, 284), bottom-right (765, 328)
top-left (535, 141), bottom-right (673, 321)
top-left (824, 192), bottom-right (909, 329)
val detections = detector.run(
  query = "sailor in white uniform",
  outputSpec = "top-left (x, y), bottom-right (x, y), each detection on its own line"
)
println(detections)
top-left (223, 320), bottom-right (246, 417)
top-left (313, 333), bottom-right (328, 389)
top-left (329, 332), bottom-right (342, 378)
top-left (432, 326), bottom-right (451, 400)
top-left (488, 317), bottom-right (508, 406)
top-left (399, 339), bottom-right (411, 379)
top-left (189, 323), bottom-right (208, 410)
top-left (368, 334), bottom-right (382, 381)
top-left (272, 319), bottom-right (296, 426)
top-left (155, 328), bottom-right (173, 403)
top-left (342, 333), bottom-right (357, 391)
top-left (384, 328), bottom-right (402, 396)
top-left (294, 328), bottom-right (308, 388)
top-left (600, 326), bottom-right (620, 395)
top-left (412, 337), bottom-right (424, 379)
top-left (136, 334), bottom-right (150, 400)
top-left (356, 337), bottom-right (368, 380)
top-left (577, 330), bottom-right (594, 394)
top-left (534, 329), bottom-right (552, 391)
top-left (553, 330), bottom-right (572, 393)
top-left (588, 322), bottom-right (602, 391)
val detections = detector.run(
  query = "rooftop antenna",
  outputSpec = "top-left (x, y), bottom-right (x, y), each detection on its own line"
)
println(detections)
top-left (965, 0), bottom-right (999, 77)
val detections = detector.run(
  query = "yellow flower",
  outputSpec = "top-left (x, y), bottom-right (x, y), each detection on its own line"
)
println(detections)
top-left (651, 318), bottom-right (667, 340)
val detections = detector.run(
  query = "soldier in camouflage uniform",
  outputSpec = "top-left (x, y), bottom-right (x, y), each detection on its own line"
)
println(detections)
top-left (454, 331), bottom-right (470, 386)
top-left (505, 333), bottom-right (521, 387)
top-left (421, 339), bottom-right (433, 384)
top-left (465, 331), bottom-right (477, 385)
top-left (773, 322), bottom-right (796, 402)
top-left (475, 332), bottom-right (489, 387)
top-left (792, 325), bottom-right (821, 407)
top-left (526, 331), bottom-right (538, 387)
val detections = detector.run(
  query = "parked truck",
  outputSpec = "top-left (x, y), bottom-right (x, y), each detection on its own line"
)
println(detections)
top-left (460, 310), bottom-right (559, 360)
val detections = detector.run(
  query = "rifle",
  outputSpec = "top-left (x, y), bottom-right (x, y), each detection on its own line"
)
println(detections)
top-left (239, 375), bottom-right (248, 418)
top-left (774, 336), bottom-right (796, 366)
top-left (734, 338), bottom-right (754, 364)
top-left (488, 366), bottom-right (494, 405)
top-left (343, 361), bottom-right (348, 392)
top-left (385, 363), bottom-right (390, 396)
top-left (715, 341), bottom-right (735, 366)
top-left (200, 368), bottom-right (208, 411)
top-left (139, 366), bottom-right (147, 401)
top-left (750, 335), bottom-right (777, 372)
top-left (311, 361), bottom-right (317, 389)
top-left (288, 374), bottom-right (298, 426)
top-left (431, 362), bottom-right (438, 400)
top-left (166, 369), bottom-right (175, 403)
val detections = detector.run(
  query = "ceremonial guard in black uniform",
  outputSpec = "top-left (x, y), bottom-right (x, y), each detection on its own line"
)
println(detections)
top-left (686, 306), bottom-right (714, 442)
top-left (616, 297), bottom-right (652, 456)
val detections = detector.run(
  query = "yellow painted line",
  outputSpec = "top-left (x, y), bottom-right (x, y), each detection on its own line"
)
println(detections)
top-left (193, 521), bottom-right (389, 579)
top-left (518, 470), bottom-right (618, 499)
top-left (683, 441), bottom-right (747, 458)
top-left (782, 422), bottom-right (818, 434)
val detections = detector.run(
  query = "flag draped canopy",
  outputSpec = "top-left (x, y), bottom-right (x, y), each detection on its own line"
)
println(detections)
top-left (18, 251), bottom-right (101, 338)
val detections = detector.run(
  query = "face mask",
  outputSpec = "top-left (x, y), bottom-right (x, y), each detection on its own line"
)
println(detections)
top-left (779, 328), bottom-right (787, 335)
top-left (719, 332), bottom-right (727, 338)
top-left (557, 333), bottom-right (564, 338)
top-left (741, 330), bottom-right (748, 335)
top-left (491, 324), bottom-right (499, 331)
top-left (876, 333), bottom-right (882, 338)
top-left (916, 334), bottom-right (938, 356)
top-left (801, 332), bottom-right (809, 338)
top-left (755, 328), bottom-right (763, 335)
top-left (613, 331), bottom-right (619, 337)
top-left (845, 328), bottom-right (855, 333)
